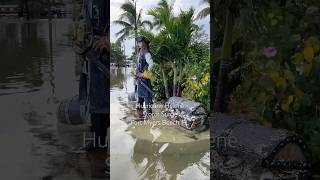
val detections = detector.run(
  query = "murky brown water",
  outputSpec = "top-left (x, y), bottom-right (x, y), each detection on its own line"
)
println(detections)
top-left (0, 18), bottom-right (105, 180)
top-left (110, 67), bottom-right (210, 180)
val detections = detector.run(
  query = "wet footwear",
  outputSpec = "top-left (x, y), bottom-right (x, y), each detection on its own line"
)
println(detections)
top-left (144, 112), bottom-right (152, 120)
top-left (88, 149), bottom-right (108, 178)
top-left (136, 108), bottom-right (144, 118)
top-left (138, 108), bottom-right (152, 120)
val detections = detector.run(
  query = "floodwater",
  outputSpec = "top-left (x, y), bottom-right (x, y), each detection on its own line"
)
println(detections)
top-left (0, 18), bottom-right (105, 180)
top-left (0, 17), bottom-right (210, 180)
top-left (110, 67), bottom-right (210, 180)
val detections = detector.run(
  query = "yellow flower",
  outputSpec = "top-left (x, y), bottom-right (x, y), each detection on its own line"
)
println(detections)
top-left (271, 70), bottom-right (287, 88)
top-left (202, 73), bottom-right (209, 84)
top-left (281, 95), bottom-right (294, 112)
top-left (303, 47), bottom-right (314, 63)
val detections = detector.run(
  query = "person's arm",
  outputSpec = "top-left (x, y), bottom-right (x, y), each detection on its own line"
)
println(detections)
top-left (145, 53), bottom-right (154, 71)
top-left (143, 53), bottom-right (154, 79)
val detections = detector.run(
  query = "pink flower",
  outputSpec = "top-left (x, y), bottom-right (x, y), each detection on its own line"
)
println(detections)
top-left (262, 47), bottom-right (277, 58)
top-left (191, 76), bottom-right (197, 80)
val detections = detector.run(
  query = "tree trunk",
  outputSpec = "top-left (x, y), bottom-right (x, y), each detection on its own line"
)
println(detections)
top-left (213, 9), bottom-right (234, 112)
top-left (176, 63), bottom-right (183, 97)
top-left (134, 1), bottom-right (138, 60)
top-left (134, 29), bottom-right (137, 58)
top-left (172, 62), bottom-right (178, 96)
top-left (209, 1), bottom-right (214, 113)
top-left (161, 67), bottom-right (170, 99)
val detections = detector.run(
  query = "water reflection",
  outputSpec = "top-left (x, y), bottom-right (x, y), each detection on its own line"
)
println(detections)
top-left (110, 67), bottom-right (127, 89)
top-left (110, 67), bottom-right (210, 180)
top-left (0, 19), bottom-right (92, 179)
top-left (132, 138), bottom-right (209, 180)
top-left (0, 23), bottom-right (48, 92)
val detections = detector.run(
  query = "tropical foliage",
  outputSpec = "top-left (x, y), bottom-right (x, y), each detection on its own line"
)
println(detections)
top-left (213, 0), bottom-right (320, 170)
top-left (137, 0), bottom-right (210, 108)
top-left (110, 42), bottom-right (126, 66)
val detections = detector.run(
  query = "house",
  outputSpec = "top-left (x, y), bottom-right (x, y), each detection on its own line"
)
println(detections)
top-left (0, 4), bottom-right (19, 17)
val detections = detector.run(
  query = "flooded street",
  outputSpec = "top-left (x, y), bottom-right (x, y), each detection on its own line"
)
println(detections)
top-left (0, 18), bottom-right (210, 180)
top-left (0, 19), bottom-right (101, 180)
top-left (110, 67), bottom-right (210, 180)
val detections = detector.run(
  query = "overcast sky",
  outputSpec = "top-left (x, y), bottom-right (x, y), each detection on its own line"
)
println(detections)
top-left (110, 0), bottom-right (210, 56)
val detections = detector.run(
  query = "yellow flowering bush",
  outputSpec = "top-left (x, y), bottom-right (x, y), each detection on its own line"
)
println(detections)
top-left (182, 56), bottom-right (210, 108)
top-left (228, 2), bottom-right (320, 165)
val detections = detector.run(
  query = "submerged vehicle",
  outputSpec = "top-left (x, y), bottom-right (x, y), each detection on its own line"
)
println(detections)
top-left (164, 97), bottom-right (208, 131)
top-left (210, 113), bottom-right (312, 179)
top-left (128, 94), bottom-right (208, 131)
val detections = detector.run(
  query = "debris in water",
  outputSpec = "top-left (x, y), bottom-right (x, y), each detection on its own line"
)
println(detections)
top-left (139, 158), bottom-right (148, 167)
top-left (186, 134), bottom-right (198, 140)
top-left (150, 128), bottom-right (161, 143)
top-left (159, 143), bottom-right (169, 154)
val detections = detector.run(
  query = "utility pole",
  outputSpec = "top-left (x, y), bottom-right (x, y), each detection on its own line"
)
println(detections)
top-left (123, 42), bottom-right (126, 61)
top-left (133, 0), bottom-right (137, 59)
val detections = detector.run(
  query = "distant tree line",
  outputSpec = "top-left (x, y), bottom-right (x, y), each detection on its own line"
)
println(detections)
top-left (111, 42), bottom-right (126, 66)
top-left (6, 0), bottom-right (66, 19)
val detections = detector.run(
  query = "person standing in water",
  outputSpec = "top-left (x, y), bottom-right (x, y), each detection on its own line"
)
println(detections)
top-left (79, 0), bottom-right (109, 151)
top-left (135, 36), bottom-right (154, 118)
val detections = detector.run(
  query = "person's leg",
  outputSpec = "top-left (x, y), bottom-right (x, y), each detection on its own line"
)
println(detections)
top-left (91, 113), bottom-right (107, 148)
top-left (89, 113), bottom-right (108, 178)
top-left (97, 113), bottom-right (107, 148)
top-left (136, 98), bottom-right (144, 118)
top-left (137, 98), bottom-right (144, 108)
top-left (145, 97), bottom-right (153, 115)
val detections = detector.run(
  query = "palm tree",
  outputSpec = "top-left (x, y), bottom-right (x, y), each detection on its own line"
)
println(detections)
top-left (113, 0), bottom-right (152, 53)
top-left (146, 0), bottom-right (175, 98)
top-left (148, 0), bottom-right (196, 96)
top-left (148, 0), bottom-right (174, 29)
top-left (170, 9), bottom-right (196, 96)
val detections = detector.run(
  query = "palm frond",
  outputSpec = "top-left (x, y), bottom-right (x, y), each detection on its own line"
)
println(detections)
top-left (119, 12), bottom-right (136, 25)
top-left (120, 1), bottom-right (136, 20)
top-left (116, 30), bottom-right (131, 43)
top-left (115, 26), bottom-right (134, 41)
top-left (141, 20), bottom-right (153, 30)
top-left (148, 0), bottom-right (174, 29)
top-left (113, 20), bottom-right (132, 28)
top-left (137, 9), bottom-right (142, 24)
top-left (196, 7), bottom-right (210, 20)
